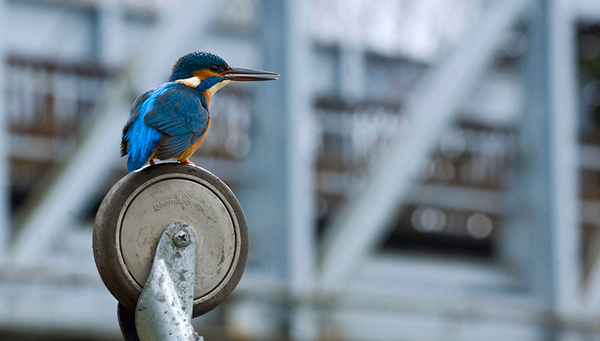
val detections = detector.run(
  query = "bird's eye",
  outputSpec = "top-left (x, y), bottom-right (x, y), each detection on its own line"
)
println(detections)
top-left (209, 64), bottom-right (219, 72)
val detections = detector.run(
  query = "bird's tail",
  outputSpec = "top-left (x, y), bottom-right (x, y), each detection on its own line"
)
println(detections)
top-left (127, 158), bottom-right (147, 172)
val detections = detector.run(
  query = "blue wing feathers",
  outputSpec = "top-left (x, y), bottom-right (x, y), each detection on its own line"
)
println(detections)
top-left (154, 134), bottom-right (195, 160)
top-left (121, 82), bottom-right (209, 171)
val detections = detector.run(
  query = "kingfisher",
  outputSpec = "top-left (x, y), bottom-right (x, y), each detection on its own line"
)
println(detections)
top-left (121, 51), bottom-right (279, 171)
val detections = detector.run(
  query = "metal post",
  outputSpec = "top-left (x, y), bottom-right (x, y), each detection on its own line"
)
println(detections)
top-left (545, 0), bottom-right (582, 316)
top-left (121, 222), bottom-right (203, 341)
top-left (283, 0), bottom-right (318, 339)
top-left (235, 0), bottom-right (317, 339)
top-left (512, 0), bottom-right (557, 321)
top-left (0, 0), bottom-right (11, 257)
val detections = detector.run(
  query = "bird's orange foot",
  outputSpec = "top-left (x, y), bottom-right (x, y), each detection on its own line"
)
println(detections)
top-left (149, 159), bottom-right (156, 166)
top-left (182, 159), bottom-right (196, 166)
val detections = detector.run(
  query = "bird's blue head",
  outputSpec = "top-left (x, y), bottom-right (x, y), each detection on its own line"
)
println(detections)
top-left (169, 52), bottom-right (228, 83)
top-left (169, 51), bottom-right (279, 98)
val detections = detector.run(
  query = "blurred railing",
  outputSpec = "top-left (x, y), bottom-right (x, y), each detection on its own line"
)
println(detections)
top-left (6, 55), bottom-right (115, 139)
top-left (5, 55), bottom-right (115, 210)
top-left (578, 26), bottom-right (600, 281)
top-left (388, 122), bottom-right (516, 257)
top-left (315, 94), bottom-right (517, 258)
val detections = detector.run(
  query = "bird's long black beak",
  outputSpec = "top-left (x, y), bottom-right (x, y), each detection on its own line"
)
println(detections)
top-left (221, 67), bottom-right (279, 81)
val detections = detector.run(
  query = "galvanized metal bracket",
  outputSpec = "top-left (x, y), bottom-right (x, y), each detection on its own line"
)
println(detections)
top-left (119, 221), bottom-right (203, 341)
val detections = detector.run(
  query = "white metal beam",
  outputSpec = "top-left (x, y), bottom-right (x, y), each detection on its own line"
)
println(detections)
top-left (283, 0), bottom-right (316, 296)
top-left (96, 0), bottom-right (125, 68)
top-left (409, 184), bottom-right (508, 216)
top-left (338, 47), bottom-right (366, 100)
top-left (545, 0), bottom-right (582, 316)
top-left (11, 0), bottom-right (226, 261)
top-left (0, 280), bottom-right (119, 336)
top-left (320, 0), bottom-right (533, 289)
top-left (574, 0), bottom-right (600, 23)
top-left (0, 0), bottom-right (10, 258)
top-left (282, 0), bottom-right (319, 339)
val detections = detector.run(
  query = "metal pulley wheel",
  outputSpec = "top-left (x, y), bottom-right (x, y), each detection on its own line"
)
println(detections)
top-left (93, 163), bottom-right (248, 318)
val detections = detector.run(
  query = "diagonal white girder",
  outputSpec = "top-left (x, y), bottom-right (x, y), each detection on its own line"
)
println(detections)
top-left (320, 0), bottom-right (533, 290)
top-left (11, 0), bottom-right (226, 261)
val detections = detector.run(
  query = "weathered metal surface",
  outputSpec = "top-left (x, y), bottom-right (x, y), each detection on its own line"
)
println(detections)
top-left (119, 177), bottom-right (237, 301)
top-left (135, 222), bottom-right (202, 341)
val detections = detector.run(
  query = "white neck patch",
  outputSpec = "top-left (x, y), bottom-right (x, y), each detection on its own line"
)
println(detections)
top-left (174, 76), bottom-right (201, 88)
top-left (208, 79), bottom-right (232, 96)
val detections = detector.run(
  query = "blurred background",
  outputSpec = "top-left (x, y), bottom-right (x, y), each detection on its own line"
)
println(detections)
top-left (0, 0), bottom-right (597, 340)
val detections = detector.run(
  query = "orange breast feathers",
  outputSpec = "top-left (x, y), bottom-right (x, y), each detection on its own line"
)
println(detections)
top-left (176, 115), bottom-right (211, 162)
